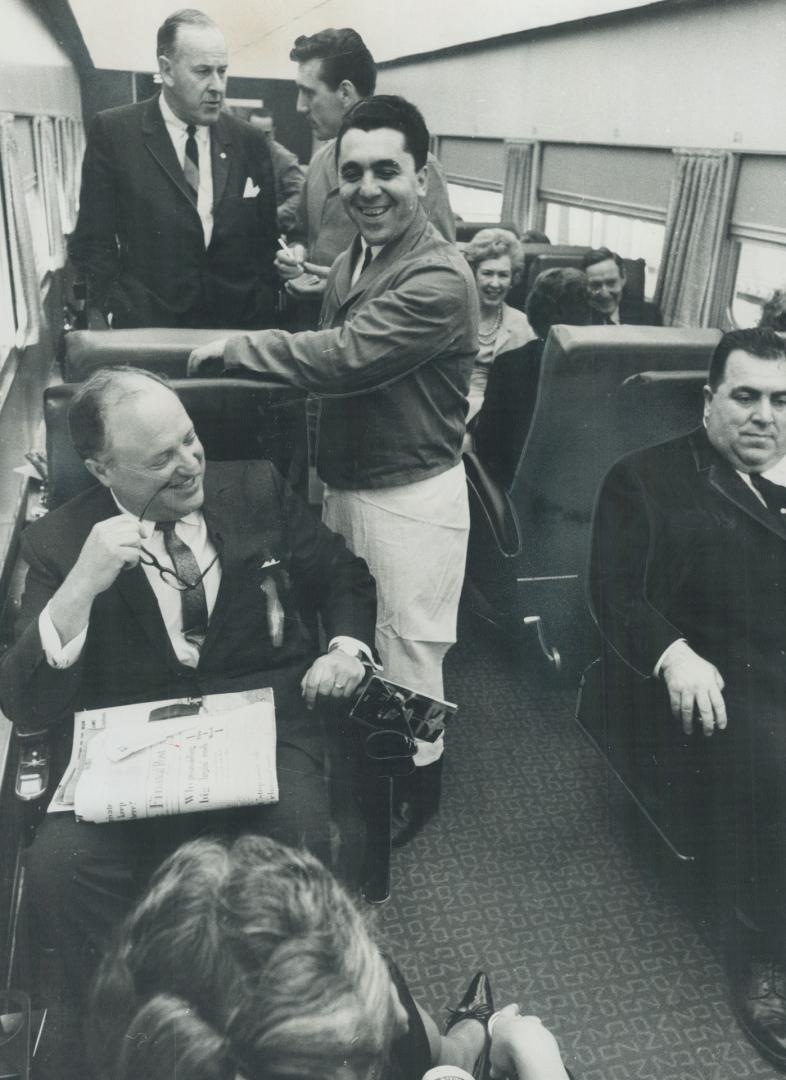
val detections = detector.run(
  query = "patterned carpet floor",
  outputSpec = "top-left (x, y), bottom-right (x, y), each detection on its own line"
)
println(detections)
top-left (372, 608), bottom-right (783, 1080)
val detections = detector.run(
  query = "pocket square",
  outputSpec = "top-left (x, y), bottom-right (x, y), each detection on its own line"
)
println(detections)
top-left (243, 177), bottom-right (260, 198)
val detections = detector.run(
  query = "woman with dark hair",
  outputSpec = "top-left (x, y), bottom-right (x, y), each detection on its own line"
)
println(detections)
top-left (473, 267), bottom-right (592, 489)
top-left (463, 228), bottom-right (535, 421)
top-left (89, 835), bottom-right (571, 1080)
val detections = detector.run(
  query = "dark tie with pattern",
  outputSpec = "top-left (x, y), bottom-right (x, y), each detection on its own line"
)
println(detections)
top-left (183, 124), bottom-right (199, 201)
top-left (157, 521), bottom-right (208, 643)
top-left (750, 471), bottom-right (786, 517)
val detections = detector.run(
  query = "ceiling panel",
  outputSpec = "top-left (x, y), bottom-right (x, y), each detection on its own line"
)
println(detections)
top-left (67, 0), bottom-right (669, 78)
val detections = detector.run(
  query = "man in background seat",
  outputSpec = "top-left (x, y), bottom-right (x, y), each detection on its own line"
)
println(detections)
top-left (581, 246), bottom-right (642, 325)
top-left (69, 9), bottom-right (278, 330)
top-left (590, 328), bottom-right (786, 1070)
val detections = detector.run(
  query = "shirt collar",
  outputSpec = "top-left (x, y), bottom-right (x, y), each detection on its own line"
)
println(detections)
top-left (359, 237), bottom-right (382, 262)
top-left (159, 92), bottom-right (207, 137)
top-left (111, 491), bottom-right (203, 538)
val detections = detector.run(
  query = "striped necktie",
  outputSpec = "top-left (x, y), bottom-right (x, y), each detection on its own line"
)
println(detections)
top-left (157, 521), bottom-right (208, 644)
top-left (183, 124), bottom-right (200, 202)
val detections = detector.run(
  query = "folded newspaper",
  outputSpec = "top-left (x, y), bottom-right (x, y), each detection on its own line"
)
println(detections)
top-left (49, 688), bottom-right (278, 823)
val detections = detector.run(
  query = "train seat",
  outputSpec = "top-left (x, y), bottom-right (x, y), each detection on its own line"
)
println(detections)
top-left (63, 328), bottom-right (234, 381)
top-left (465, 324), bottom-right (720, 676)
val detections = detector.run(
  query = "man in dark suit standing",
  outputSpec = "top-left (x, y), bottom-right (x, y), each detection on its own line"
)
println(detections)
top-left (0, 368), bottom-right (375, 1074)
top-left (590, 328), bottom-right (786, 1069)
top-left (69, 10), bottom-right (278, 330)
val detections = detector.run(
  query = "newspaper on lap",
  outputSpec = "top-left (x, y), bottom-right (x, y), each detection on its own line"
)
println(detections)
top-left (49, 688), bottom-right (278, 823)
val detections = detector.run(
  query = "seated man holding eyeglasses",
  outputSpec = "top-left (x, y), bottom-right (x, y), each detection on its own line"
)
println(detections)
top-left (0, 366), bottom-right (376, 1074)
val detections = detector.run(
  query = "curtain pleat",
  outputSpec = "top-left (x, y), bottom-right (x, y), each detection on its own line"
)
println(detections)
top-left (655, 150), bottom-right (735, 327)
top-left (0, 114), bottom-right (42, 346)
top-left (500, 141), bottom-right (534, 233)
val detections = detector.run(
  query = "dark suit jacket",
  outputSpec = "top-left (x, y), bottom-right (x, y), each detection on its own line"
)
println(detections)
top-left (589, 427), bottom-right (786, 706)
top-left (0, 461), bottom-right (376, 745)
top-left (69, 96), bottom-right (279, 330)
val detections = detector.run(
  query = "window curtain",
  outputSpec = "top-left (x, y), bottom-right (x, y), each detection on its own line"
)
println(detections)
top-left (33, 116), bottom-right (66, 271)
top-left (655, 150), bottom-right (736, 327)
top-left (0, 115), bottom-right (42, 346)
top-left (54, 116), bottom-right (84, 233)
top-left (500, 141), bottom-right (534, 233)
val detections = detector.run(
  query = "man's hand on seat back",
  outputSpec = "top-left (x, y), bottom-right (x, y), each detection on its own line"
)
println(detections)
top-left (660, 639), bottom-right (727, 736)
top-left (187, 338), bottom-right (229, 377)
top-left (300, 650), bottom-right (366, 711)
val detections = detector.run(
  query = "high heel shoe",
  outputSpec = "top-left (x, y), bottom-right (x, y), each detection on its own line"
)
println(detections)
top-left (444, 971), bottom-right (495, 1080)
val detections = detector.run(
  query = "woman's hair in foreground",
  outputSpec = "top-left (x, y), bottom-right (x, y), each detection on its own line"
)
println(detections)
top-left (89, 835), bottom-right (402, 1080)
top-left (525, 266), bottom-right (592, 339)
top-left (463, 228), bottom-right (524, 282)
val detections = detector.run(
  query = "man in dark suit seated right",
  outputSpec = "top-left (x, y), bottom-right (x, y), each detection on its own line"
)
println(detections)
top-left (589, 328), bottom-right (786, 1070)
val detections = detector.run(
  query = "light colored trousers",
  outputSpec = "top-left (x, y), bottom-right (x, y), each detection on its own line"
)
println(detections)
top-left (323, 463), bottom-right (469, 764)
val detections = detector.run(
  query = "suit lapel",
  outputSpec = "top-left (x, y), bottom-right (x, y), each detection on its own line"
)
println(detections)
top-left (691, 429), bottom-right (786, 542)
top-left (210, 116), bottom-right (232, 212)
top-left (198, 477), bottom-right (236, 655)
top-left (141, 96), bottom-right (200, 210)
top-left (113, 564), bottom-right (182, 667)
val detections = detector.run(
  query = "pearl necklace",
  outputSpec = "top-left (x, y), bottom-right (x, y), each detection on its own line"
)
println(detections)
top-left (478, 305), bottom-right (503, 346)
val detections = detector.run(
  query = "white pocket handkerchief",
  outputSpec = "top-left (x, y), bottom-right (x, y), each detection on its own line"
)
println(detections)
top-left (243, 177), bottom-right (260, 198)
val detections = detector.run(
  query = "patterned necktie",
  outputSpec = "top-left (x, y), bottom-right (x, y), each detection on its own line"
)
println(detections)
top-left (750, 471), bottom-right (786, 517)
top-left (156, 521), bottom-right (208, 643)
top-left (183, 124), bottom-right (200, 201)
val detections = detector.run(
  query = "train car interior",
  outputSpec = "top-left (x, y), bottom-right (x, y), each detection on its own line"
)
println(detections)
top-left (1, 1), bottom-right (785, 1077)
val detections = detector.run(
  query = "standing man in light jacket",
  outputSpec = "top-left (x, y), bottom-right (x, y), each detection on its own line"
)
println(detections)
top-left (190, 96), bottom-right (478, 844)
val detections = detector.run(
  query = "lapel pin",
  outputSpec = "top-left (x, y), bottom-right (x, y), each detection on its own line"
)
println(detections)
top-left (220, 151), bottom-right (227, 159)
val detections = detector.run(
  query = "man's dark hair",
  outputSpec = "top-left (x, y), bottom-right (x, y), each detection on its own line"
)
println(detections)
top-left (708, 328), bottom-right (786, 390)
top-left (759, 289), bottom-right (786, 333)
top-left (157, 9), bottom-right (217, 59)
top-left (290, 28), bottom-right (376, 97)
top-left (69, 367), bottom-right (173, 461)
top-left (526, 267), bottom-right (592, 340)
top-left (580, 247), bottom-right (625, 276)
top-left (335, 95), bottom-right (429, 172)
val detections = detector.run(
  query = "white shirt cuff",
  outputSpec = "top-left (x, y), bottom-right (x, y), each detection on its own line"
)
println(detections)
top-left (654, 638), bottom-right (687, 677)
top-left (39, 603), bottom-right (88, 669)
top-left (328, 636), bottom-right (380, 669)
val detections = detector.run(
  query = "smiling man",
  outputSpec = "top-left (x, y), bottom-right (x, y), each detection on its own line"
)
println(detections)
top-left (590, 328), bottom-right (786, 1067)
top-left (190, 96), bottom-right (478, 843)
top-left (69, 8), bottom-right (278, 330)
top-left (0, 366), bottom-right (377, 1075)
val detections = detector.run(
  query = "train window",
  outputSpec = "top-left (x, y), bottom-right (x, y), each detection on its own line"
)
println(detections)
top-left (730, 240), bottom-right (786, 328)
top-left (543, 202), bottom-right (665, 300)
top-left (447, 183), bottom-right (503, 224)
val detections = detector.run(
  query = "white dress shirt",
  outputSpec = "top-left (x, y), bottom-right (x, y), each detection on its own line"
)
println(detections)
top-left (39, 499), bottom-right (373, 672)
top-left (350, 238), bottom-right (381, 286)
top-left (158, 93), bottom-right (214, 248)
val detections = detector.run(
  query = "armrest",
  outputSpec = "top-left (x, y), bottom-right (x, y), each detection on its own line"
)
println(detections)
top-left (463, 451), bottom-right (522, 558)
top-left (14, 731), bottom-right (50, 803)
